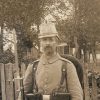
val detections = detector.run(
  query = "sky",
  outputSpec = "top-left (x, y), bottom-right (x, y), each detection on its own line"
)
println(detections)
top-left (3, 28), bottom-right (14, 52)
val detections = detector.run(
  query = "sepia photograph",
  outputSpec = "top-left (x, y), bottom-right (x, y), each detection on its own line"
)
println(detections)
top-left (0, 0), bottom-right (100, 100)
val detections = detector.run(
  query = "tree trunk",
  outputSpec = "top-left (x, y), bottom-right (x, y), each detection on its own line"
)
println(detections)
top-left (0, 24), bottom-right (4, 53)
top-left (83, 64), bottom-right (91, 100)
top-left (36, 24), bottom-right (40, 52)
top-left (74, 36), bottom-right (79, 58)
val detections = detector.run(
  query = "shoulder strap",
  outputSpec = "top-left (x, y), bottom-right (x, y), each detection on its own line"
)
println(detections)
top-left (60, 61), bottom-right (69, 92)
top-left (32, 60), bottom-right (39, 93)
top-left (32, 60), bottom-right (39, 72)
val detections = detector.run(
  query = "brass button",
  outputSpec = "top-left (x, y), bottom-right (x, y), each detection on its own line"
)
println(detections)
top-left (44, 84), bottom-right (47, 88)
top-left (44, 78), bottom-right (48, 82)
top-left (44, 90), bottom-right (47, 94)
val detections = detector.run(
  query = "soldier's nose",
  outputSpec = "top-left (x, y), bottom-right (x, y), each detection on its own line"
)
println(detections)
top-left (45, 41), bottom-right (50, 45)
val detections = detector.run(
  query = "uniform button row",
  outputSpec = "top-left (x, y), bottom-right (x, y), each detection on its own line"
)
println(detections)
top-left (44, 78), bottom-right (48, 81)
top-left (44, 90), bottom-right (47, 94)
top-left (44, 84), bottom-right (47, 88)
top-left (45, 73), bottom-right (48, 76)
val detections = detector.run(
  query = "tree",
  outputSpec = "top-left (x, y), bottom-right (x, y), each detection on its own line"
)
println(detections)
top-left (71, 0), bottom-right (100, 62)
top-left (0, 0), bottom-right (46, 63)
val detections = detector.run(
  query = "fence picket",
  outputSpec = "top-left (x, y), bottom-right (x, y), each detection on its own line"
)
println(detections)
top-left (0, 63), bottom-right (6, 100)
top-left (5, 63), bottom-right (15, 100)
top-left (0, 63), bottom-right (99, 100)
top-left (21, 63), bottom-right (26, 77)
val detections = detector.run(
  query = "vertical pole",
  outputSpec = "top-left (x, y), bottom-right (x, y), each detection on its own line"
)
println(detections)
top-left (91, 63), bottom-right (98, 100)
top-left (83, 63), bottom-right (91, 100)
top-left (0, 63), bottom-right (6, 100)
top-left (13, 29), bottom-right (21, 99)
top-left (5, 63), bottom-right (15, 100)
top-left (13, 29), bottom-right (25, 100)
top-left (13, 29), bottom-right (19, 77)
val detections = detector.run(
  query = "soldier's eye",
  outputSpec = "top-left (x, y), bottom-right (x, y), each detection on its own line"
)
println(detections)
top-left (49, 38), bottom-right (53, 41)
top-left (41, 38), bottom-right (47, 41)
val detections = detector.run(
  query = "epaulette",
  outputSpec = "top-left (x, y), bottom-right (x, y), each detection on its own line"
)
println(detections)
top-left (33, 59), bottom-right (39, 63)
top-left (32, 59), bottom-right (39, 71)
top-left (59, 56), bottom-right (71, 64)
top-left (31, 59), bottom-right (39, 64)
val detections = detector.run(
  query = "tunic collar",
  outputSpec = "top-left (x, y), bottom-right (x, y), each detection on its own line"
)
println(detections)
top-left (40, 53), bottom-right (60, 65)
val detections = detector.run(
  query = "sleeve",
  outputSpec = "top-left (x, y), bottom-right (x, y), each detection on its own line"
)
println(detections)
top-left (66, 62), bottom-right (83, 100)
top-left (23, 63), bottom-right (33, 94)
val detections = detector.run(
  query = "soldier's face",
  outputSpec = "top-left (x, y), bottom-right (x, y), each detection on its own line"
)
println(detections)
top-left (40, 36), bottom-right (58, 56)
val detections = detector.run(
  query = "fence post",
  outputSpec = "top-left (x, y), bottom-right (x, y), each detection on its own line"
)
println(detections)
top-left (83, 63), bottom-right (91, 100)
top-left (0, 63), bottom-right (6, 100)
top-left (5, 63), bottom-right (15, 100)
top-left (21, 63), bottom-right (26, 77)
top-left (91, 63), bottom-right (98, 100)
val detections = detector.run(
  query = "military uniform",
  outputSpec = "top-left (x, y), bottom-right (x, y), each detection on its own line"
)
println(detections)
top-left (24, 54), bottom-right (83, 100)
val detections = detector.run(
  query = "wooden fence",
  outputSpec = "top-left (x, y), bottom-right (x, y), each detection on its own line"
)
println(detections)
top-left (0, 63), bottom-right (26, 100)
top-left (0, 63), bottom-right (99, 100)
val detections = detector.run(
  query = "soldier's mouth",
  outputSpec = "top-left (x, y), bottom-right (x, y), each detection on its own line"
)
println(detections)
top-left (44, 46), bottom-right (54, 56)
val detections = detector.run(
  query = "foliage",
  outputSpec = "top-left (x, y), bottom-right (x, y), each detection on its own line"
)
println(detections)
top-left (1, 0), bottom-right (100, 63)
top-left (56, 0), bottom-right (100, 46)
top-left (70, 0), bottom-right (100, 61)
top-left (0, 49), bottom-right (15, 64)
top-left (73, 0), bottom-right (100, 38)
top-left (0, 0), bottom-right (44, 28)
top-left (0, 0), bottom-right (47, 63)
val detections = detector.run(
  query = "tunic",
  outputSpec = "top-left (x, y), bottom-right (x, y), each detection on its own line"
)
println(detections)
top-left (24, 54), bottom-right (83, 100)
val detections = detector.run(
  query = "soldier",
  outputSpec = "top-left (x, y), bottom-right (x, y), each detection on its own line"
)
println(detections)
top-left (23, 22), bottom-right (83, 100)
